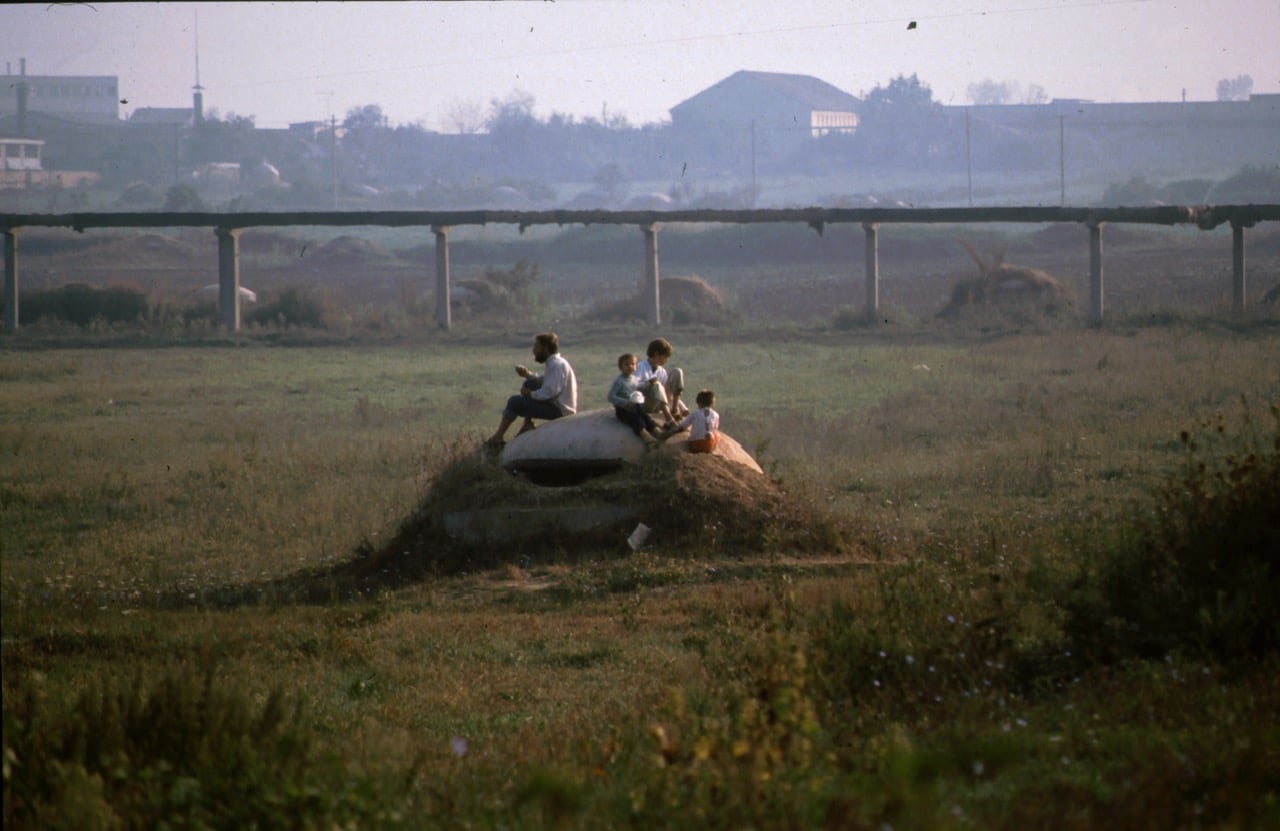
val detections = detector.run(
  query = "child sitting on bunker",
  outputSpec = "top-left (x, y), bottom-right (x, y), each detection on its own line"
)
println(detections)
top-left (635, 338), bottom-right (689, 427)
top-left (608, 353), bottom-right (663, 441)
top-left (672, 389), bottom-right (720, 453)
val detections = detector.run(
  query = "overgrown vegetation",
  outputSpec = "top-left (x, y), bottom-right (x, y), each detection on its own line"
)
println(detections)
top-left (1066, 403), bottom-right (1280, 662)
top-left (3, 670), bottom-right (417, 829)
top-left (10, 283), bottom-right (149, 328)
top-left (454, 259), bottom-right (550, 321)
top-left (3, 325), bottom-right (1279, 828)
top-left (244, 285), bottom-right (330, 329)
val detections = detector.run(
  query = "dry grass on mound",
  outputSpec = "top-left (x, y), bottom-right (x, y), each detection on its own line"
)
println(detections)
top-left (590, 275), bottom-right (735, 325)
top-left (327, 440), bottom-right (849, 592)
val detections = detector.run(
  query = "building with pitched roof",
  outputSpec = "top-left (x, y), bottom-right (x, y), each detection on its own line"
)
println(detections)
top-left (671, 70), bottom-right (860, 138)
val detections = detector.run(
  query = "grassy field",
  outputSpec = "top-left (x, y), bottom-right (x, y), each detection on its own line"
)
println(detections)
top-left (3, 315), bottom-right (1279, 828)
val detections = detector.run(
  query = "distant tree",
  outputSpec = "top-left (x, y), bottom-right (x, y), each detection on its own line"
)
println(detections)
top-left (1023, 84), bottom-right (1049, 105)
top-left (861, 74), bottom-right (940, 113)
top-left (188, 110), bottom-right (261, 167)
top-left (344, 104), bottom-right (389, 132)
top-left (442, 98), bottom-right (487, 134)
top-left (486, 90), bottom-right (537, 133)
top-left (1216, 75), bottom-right (1254, 101)
top-left (967, 79), bottom-right (1050, 105)
top-left (855, 74), bottom-right (953, 167)
top-left (486, 90), bottom-right (550, 176)
top-left (967, 79), bottom-right (1018, 105)
top-left (162, 184), bottom-right (208, 212)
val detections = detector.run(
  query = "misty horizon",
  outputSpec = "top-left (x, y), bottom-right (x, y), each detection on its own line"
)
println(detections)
top-left (2, 1), bottom-right (1277, 131)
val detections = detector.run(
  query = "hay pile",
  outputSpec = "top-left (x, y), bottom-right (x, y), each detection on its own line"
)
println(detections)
top-left (335, 443), bottom-right (848, 588)
top-left (591, 275), bottom-right (734, 325)
top-left (937, 242), bottom-right (1074, 319)
top-left (309, 235), bottom-right (397, 266)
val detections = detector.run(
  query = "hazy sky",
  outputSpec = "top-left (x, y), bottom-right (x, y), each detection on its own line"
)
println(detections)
top-left (3, 1), bottom-right (1277, 130)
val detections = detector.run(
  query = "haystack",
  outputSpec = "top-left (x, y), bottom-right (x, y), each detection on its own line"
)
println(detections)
top-left (937, 242), bottom-right (1074, 318)
top-left (591, 275), bottom-right (734, 325)
top-left (310, 235), bottom-right (396, 266)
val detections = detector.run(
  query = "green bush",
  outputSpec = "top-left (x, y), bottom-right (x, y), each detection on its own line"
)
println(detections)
top-left (1067, 403), bottom-right (1280, 661)
top-left (2, 668), bottom-right (415, 829)
top-left (16, 284), bottom-right (149, 328)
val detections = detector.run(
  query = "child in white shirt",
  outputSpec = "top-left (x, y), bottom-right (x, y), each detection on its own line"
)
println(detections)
top-left (671, 389), bottom-right (719, 453)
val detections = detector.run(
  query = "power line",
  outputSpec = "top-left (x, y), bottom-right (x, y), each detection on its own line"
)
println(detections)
top-left (224, 0), bottom-right (1158, 92)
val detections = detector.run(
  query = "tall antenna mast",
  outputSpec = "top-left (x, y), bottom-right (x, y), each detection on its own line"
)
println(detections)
top-left (193, 8), bottom-right (203, 93)
top-left (191, 8), bottom-right (204, 122)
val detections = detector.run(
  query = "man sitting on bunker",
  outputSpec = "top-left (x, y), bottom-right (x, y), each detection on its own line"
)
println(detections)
top-left (486, 332), bottom-right (578, 448)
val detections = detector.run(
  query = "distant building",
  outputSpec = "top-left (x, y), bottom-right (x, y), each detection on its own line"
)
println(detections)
top-left (128, 107), bottom-right (196, 127)
top-left (671, 70), bottom-right (860, 138)
top-left (668, 70), bottom-right (861, 175)
top-left (0, 60), bottom-right (120, 126)
top-left (0, 136), bottom-right (42, 171)
top-left (0, 134), bottom-right (98, 190)
top-left (955, 93), bottom-right (1280, 179)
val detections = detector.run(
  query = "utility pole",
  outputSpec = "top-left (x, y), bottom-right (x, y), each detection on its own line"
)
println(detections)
top-left (966, 108), bottom-right (973, 207)
top-left (1058, 114), bottom-right (1066, 206)
top-left (330, 113), bottom-right (338, 208)
top-left (320, 91), bottom-right (337, 208)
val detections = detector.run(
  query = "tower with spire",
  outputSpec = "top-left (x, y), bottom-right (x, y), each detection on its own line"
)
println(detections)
top-left (192, 9), bottom-right (204, 123)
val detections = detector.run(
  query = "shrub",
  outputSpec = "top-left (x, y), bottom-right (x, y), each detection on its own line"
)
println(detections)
top-left (245, 286), bottom-right (328, 328)
top-left (454, 259), bottom-right (549, 320)
top-left (1066, 403), bottom-right (1280, 661)
top-left (2, 669), bottom-right (416, 829)
top-left (17, 284), bottom-right (149, 327)
top-left (161, 184), bottom-right (208, 212)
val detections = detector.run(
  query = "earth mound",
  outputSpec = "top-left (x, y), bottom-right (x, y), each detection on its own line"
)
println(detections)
top-left (334, 439), bottom-right (849, 588)
top-left (309, 235), bottom-right (397, 266)
top-left (591, 275), bottom-right (735, 325)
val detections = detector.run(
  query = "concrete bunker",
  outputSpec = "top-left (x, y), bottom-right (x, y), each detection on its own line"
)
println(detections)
top-left (498, 408), bottom-right (763, 486)
top-left (354, 410), bottom-right (844, 581)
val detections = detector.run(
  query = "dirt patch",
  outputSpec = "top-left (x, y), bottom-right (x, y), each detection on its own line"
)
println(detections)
top-left (325, 442), bottom-right (850, 593)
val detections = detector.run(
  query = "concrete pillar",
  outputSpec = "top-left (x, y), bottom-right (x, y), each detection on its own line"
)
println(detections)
top-left (3, 228), bottom-right (17, 333)
top-left (862, 222), bottom-right (879, 322)
top-left (433, 225), bottom-right (451, 330)
top-left (215, 227), bottom-right (242, 331)
top-left (1088, 222), bottom-right (1104, 324)
top-left (641, 223), bottom-right (660, 327)
top-left (1232, 222), bottom-right (1246, 316)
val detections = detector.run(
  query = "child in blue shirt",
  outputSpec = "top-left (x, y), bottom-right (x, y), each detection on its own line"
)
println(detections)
top-left (608, 353), bottom-right (662, 440)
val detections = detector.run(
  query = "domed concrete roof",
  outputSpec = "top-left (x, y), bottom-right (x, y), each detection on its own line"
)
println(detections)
top-left (500, 408), bottom-right (762, 474)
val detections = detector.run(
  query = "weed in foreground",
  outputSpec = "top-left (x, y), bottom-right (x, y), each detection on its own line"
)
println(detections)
top-left (1065, 401), bottom-right (1280, 663)
top-left (2, 667), bottom-right (419, 830)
